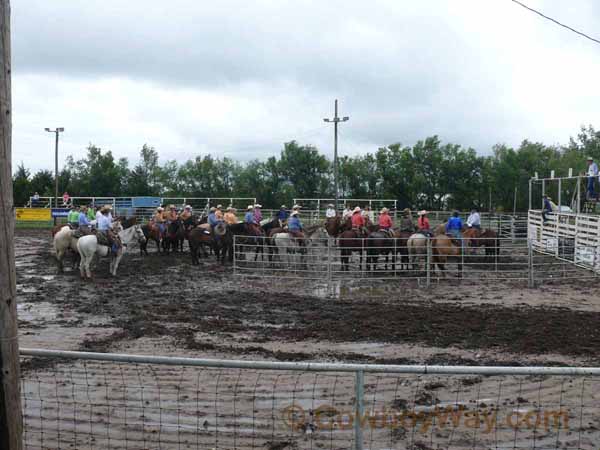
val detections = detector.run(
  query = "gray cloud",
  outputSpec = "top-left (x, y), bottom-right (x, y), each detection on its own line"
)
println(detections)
top-left (11, 0), bottom-right (600, 172)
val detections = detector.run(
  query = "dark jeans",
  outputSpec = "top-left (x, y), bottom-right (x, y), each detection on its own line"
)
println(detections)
top-left (588, 177), bottom-right (596, 199)
top-left (542, 210), bottom-right (551, 222)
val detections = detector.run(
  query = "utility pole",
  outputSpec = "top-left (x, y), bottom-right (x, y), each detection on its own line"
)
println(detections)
top-left (324, 99), bottom-right (349, 211)
top-left (0, 1), bottom-right (23, 449)
top-left (44, 127), bottom-right (64, 219)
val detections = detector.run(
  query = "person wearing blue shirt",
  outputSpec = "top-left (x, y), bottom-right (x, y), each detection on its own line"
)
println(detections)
top-left (277, 205), bottom-right (289, 223)
top-left (244, 205), bottom-right (261, 236)
top-left (78, 206), bottom-right (91, 234)
top-left (287, 211), bottom-right (304, 239)
top-left (445, 211), bottom-right (463, 241)
top-left (542, 195), bottom-right (553, 223)
top-left (244, 205), bottom-right (257, 225)
top-left (208, 207), bottom-right (219, 227)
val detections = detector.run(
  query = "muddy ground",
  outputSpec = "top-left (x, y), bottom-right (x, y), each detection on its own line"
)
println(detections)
top-left (15, 228), bottom-right (600, 449)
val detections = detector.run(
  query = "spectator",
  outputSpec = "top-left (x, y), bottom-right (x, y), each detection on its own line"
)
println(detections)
top-left (542, 195), bottom-right (553, 223)
top-left (587, 157), bottom-right (599, 200)
top-left (62, 191), bottom-right (70, 206)
top-left (86, 204), bottom-right (95, 222)
top-left (32, 192), bottom-right (40, 206)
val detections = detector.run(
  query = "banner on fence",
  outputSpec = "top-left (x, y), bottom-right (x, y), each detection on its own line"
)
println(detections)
top-left (15, 208), bottom-right (51, 221)
top-left (132, 197), bottom-right (161, 208)
top-left (51, 208), bottom-right (70, 218)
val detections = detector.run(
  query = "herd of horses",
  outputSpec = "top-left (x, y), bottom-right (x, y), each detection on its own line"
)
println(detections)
top-left (50, 213), bottom-right (500, 278)
top-left (324, 216), bottom-right (500, 276)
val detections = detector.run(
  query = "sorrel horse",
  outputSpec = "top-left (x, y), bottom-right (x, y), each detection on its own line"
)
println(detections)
top-left (365, 230), bottom-right (394, 272)
top-left (431, 234), bottom-right (462, 277)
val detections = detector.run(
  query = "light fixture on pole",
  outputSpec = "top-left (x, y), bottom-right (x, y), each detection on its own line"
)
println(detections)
top-left (323, 99), bottom-right (349, 211)
top-left (45, 127), bottom-right (64, 221)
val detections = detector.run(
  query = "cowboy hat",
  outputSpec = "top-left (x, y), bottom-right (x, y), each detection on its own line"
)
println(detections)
top-left (588, 156), bottom-right (594, 160)
top-left (328, 204), bottom-right (334, 207)
top-left (157, 206), bottom-right (164, 211)
top-left (169, 204), bottom-right (176, 209)
top-left (290, 210), bottom-right (299, 216)
top-left (247, 205), bottom-right (254, 210)
top-left (254, 204), bottom-right (262, 208)
top-left (380, 207), bottom-right (389, 214)
top-left (216, 204), bottom-right (222, 208)
top-left (353, 206), bottom-right (361, 213)
top-left (292, 204), bottom-right (301, 209)
top-left (226, 206), bottom-right (233, 211)
top-left (280, 205), bottom-right (287, 208)
top-left (417, 210), bottom-right (428, 216)
top-left (209, 207), bottom-right (216, 212)
top-left (184, 205), bottom-right (192, 210)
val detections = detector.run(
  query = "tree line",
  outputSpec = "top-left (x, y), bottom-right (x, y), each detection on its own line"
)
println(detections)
top-left (12, 125), bottom-right (600, 211)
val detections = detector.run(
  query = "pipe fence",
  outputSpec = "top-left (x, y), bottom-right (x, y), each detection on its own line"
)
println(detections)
top-left (233, 234), bottom-right (597, 288)
top-left (19, 348), bottom-right (600, 450)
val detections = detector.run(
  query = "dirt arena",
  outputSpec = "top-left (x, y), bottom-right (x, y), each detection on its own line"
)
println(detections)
top-left (16, 228), bottom-right (600, 449)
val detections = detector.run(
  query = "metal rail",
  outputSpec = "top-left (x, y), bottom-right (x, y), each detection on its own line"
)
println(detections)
top-left (19, 348), bottom-right (600, 376)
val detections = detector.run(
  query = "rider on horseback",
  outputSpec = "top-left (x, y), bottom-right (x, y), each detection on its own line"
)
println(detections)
top-left (287, 210), bottom-right (304, 241)
top-left (166, 205), bottom-right (178, 222)
top-left (325, 204), bottom-right (337, 219)
top-left (97, 205), bottom-right (120, 253)
top-left (78, 206), bottom-right (92, 234)
top-left (180, 205), bottom-right (192, 222)
top-left (277, 205), bottom-right (289, 226)
top-left (446, 211), bottom-right (464, 247)
top-left (244, 205), bottom-right (261, 235)
top-left (153, 207), bottom-right (167, 238)
top-left (224, 206), bottom-right (238, 225)
top-left (378, 208), bottom-right (394, 237)
top-left (351, 206), bottom-right (367, 236)
top-left (215, 204), bottom-right (224, 221)
top-left (399, 208), bottom-right (415, 232)
top-left (417, 210), bottom-right (433, 237)
top-left (253, 204), bottom-right (263, 223)
top-left (466, 208), bottom-right (481, 231)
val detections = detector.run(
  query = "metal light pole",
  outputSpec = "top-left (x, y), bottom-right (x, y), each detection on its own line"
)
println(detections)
top-left (44, 127), bottom-right (64, 218)
top-left (324, 99), bottom-right (349, 211)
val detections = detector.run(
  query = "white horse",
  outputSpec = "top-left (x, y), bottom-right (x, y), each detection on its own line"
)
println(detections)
top-left (407, 232), bottom-right (428, 269)
top-left (53, 226), bottom-right (80, 272)
top-left (77, 224), bottom-right (146, 278)
top-left (272, 226), bottom-right (329, 269)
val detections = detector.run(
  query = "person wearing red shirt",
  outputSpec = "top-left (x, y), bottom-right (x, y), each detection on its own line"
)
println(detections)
top-left (417, 210), bottom-right (433, 237)
top-left (378, 208), bottom-right (393, 230)
top-left (351, 206), bottom-right (365, 229)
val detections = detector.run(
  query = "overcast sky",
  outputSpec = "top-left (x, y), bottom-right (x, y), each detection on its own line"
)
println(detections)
top-left (12, 0), bottom-right (600, 172)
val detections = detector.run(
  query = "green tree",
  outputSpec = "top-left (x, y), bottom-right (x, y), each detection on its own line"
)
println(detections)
top-left (12, 163), bottom-right (31, 206)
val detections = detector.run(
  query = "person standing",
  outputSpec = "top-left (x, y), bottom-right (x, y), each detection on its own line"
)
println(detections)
top-left (586, 157), bottom-right (599, 200)
top-left (62, 191), bottom-right (70, 206)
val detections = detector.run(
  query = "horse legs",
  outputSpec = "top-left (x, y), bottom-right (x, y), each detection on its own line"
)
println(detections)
top-left (56, 250), bottom-right (64, 273)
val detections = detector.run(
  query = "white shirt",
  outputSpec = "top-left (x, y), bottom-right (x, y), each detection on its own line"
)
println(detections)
top-left (342, 208), bottom-right (352, 219)
top-left (325, 208), bottom-right (336, 218)
top-left (588, 162), bottom-right (599, 177)
top-left (97, 214), bottom-right (112, 231)
top-left (96, 211), bottom-right (102, 221)
top-left (467, 212), bottom-right (481, 227)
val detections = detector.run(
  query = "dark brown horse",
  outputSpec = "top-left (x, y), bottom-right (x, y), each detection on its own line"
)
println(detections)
top-left (325, 216), bottom-right (351, 237)
top-left (338, 230), bottom-right (364, 271)
top-left (462, 228), bottom-right (500, 257)
top-left (431, 235), bottom-right (462, 277)
top-left (365, 230), bottom-right (394, 272)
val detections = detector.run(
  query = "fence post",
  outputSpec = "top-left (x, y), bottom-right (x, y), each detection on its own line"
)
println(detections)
top-left (528, 239), bottom-right (534, 288)
top-left (233, 235), bottom-right (237, 277)
top-left (354, 370), bottom-right (364, 450)
top-left (327, 237), bottom-right (333, 296)
top-left (426, 237), bottom-right (431, 287)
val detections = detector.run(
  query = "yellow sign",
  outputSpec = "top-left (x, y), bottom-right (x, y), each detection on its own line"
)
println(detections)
top-left (15, 208), bottom-right (51, 221)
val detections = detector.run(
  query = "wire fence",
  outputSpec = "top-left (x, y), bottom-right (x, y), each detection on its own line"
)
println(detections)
top-left (19, 348), bottom-right (600, 450)
top-left (233, 234), bottom-right (598, 288)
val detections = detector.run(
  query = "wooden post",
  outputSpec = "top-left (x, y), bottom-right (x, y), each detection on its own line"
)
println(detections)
top-left (0, 2), bottom-right (22, 449)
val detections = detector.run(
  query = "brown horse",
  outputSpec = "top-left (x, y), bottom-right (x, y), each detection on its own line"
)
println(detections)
top-left (338, 230), bottom-right (364, 271)
top-left (141, 223), bottom-right (162, 255)
top-left (325, 216), bottom-right (351, 237)
top-left (188, 226), bottom-right (214, 264)
top-left (365, 230), bottom-right (395, 272)
top-left (431, 234), bottom-right (462, 277)
top-left (462, 228), bottom-right (499, 257)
